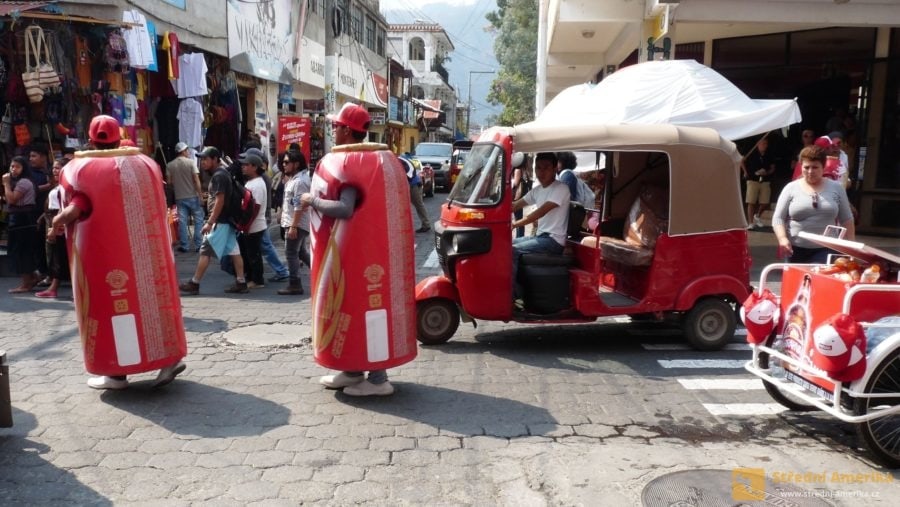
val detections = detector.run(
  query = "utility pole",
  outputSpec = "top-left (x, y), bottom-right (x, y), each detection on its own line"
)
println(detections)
top-left (324, 1), bottom-right (340, 151)
top-left (466, 70), bottom-right (494, 139)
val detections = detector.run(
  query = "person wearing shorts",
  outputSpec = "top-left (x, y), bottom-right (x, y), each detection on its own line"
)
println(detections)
top-left (742, 137), bottom-right (775, 229)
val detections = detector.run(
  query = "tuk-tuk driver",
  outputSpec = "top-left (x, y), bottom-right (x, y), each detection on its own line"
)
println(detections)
top-left (511, 152), bottom-right (571, 307)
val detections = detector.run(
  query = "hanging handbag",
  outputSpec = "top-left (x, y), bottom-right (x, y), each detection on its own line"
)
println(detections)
top-left (0, 104), bottom-right (12, 144)
top-left (23, 26), bottom-right (45, 103)
top-left (35, 26), bottom-right (60, 91)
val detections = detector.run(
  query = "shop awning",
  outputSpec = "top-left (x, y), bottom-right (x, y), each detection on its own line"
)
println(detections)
top-left (411, 98), bottom-right (442, 116)
top-left (0, 2), bottom-right (49, 17)
top-left (0, 1), bottom-right (134, 26)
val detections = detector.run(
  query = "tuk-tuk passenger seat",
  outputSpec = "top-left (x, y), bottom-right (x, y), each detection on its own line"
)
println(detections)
top-left (595, 186), bottom-right (668, 267)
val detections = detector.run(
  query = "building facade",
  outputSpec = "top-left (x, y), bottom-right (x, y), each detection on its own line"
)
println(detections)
top-left (387, 22), bottom-right (458, 142)
top-left (539, 0), bottom-right (900, 235)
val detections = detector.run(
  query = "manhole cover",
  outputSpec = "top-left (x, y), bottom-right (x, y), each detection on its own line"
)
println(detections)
top-left (642, 469), bottom-right (835, 507)
top-left (224, 323), bottom-right (310, 347)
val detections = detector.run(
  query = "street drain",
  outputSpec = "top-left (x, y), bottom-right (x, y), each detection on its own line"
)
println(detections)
top-left (642, 469), bottom-right (834, 507)
top-left (223, 323), bottom-right (310, 347)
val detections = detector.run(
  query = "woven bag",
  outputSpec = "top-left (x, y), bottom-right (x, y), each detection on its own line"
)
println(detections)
top-left (23, 26), bottom-right (46, 102)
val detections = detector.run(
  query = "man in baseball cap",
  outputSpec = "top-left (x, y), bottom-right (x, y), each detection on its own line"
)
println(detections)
top-left (88, 115), bottom-right (121, 148)
top-left (168, 141), bottom-right (204, 252)
top-left (327, 103), bottom-right (371, 140)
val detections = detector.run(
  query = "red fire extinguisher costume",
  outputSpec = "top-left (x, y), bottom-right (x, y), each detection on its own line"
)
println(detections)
top-left (309, 144), bottom-right (416, 371)
top-left (59, 144), bottom-right (187, 376)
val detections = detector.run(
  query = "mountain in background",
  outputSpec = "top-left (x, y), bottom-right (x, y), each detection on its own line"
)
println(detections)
top-left (383, 1), bottom-right (501, 128)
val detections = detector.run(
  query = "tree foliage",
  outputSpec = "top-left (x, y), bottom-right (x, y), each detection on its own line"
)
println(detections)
top-left (486, 0), bottom-right (537, 126)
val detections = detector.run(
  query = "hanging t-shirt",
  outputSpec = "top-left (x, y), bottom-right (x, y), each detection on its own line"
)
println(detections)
top-left (177, 97), bottom-right (203, 149)
top-left (122, 10), bottom-right (154, 68)
top-left (108, 95), bottom-right (125, 124)
top-left (135, 72), bottom-right (147, 101)
top-left (160, 31), bottom-right (179, 80)
top-left (123, 94), bottom-right (138, 126)
top-left (145, 21), bottom-right (158, 72)
top-left (176, 53), bottom-right (209, 98)
top-left (75, 36), bottom-right (92, 92)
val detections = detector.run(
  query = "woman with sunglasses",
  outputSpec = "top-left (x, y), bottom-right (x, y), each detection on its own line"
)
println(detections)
top-left (772, 145), bottom-right (854, 263)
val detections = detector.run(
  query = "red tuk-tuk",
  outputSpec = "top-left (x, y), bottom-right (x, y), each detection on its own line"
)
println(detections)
top-left (415, 123), bottom-right (752, 350)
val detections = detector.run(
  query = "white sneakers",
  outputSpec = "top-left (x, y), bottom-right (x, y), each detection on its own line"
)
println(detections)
top-left (343, 380), bottom-right (395, 397)
top-left (319, 372), bottom-right (365, 389)
top-left (319, 372), bottom-right (395, 396)
top-left (754, 214), bottom-right (764, 228)
top-left (86, 361), bottom-right (186, 390)
top-left (87, 376), bottom-right (129, 390)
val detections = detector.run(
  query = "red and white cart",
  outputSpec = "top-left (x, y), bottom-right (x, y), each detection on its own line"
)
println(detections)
top-left (745, 232), bottom-right (900, 468)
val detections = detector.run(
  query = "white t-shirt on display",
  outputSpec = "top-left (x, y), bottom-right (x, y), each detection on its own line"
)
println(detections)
top-left (523, 180), bottom-right (570, 246)
top-left (177, 97), bottom-right (204, 149)
top-left (245, 177), bottom-right (268, 234)
top-left (176, 53), bottom-right (209, 98)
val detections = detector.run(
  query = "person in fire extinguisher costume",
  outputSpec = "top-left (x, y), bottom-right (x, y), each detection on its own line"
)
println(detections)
top-left (52, 115), bottom-right (187, 390)
top-left (301, 103), bottom-right (417, 397)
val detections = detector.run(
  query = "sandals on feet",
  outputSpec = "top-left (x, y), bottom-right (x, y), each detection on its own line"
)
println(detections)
top-left (35, 289), bottom-right (58, 298)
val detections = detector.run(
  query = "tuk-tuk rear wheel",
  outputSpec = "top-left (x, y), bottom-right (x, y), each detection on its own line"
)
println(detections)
top-left (854, 349), bottom-right (900, 468)
top-left (416, 299), bottom-right (460, 345)
top-left (682, 298), bottom-right (736, 351)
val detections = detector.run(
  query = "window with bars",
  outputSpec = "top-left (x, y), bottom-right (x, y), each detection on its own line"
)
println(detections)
top-left (308, 0), bottom-right (325, 16)
top-left (351, 7), bottom-right (362, 42)
top-left (376, 27), bottom-right (385, 56)
top-left (365, 16), bottom-right (376, 51)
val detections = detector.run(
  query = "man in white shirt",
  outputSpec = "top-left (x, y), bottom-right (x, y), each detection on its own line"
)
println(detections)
top-left (511, 152), bottom-right (570, 305)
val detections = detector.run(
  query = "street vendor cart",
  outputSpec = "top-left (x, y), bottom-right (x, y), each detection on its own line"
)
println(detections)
top-left (745, 232), bottom-right (900, 467)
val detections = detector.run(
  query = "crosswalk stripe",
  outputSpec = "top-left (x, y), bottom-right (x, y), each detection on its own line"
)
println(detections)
top-left (678, 379), bottom-right (764, 390)
top-left (658, 359), bottom-right (748, 369)
top-left (423, 249), bottom-right (440, 269)
top-left (703, 403), bottom-right (786, 416)
top-left (642, 343), bottom-right (750, 351)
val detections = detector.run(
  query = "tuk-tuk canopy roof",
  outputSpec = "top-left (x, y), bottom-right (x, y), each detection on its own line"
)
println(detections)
top-left (480, 123), bottom-right (747, 235)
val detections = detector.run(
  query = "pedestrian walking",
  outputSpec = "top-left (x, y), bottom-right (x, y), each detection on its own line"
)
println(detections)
top-left (277, 149), bottom-right (311, 295)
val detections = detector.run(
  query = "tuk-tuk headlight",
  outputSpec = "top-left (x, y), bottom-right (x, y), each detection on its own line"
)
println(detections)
top-left (456, 209), bottom-right (485, 221)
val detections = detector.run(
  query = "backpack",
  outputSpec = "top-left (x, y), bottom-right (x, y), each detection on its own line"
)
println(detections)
top-left (560, 169), bottom-right (595, 209)
top-left (228, 176), bottom-right (260, 233)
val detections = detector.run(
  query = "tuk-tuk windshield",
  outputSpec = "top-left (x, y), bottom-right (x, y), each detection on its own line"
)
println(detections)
top-left (447, 144), bottom-right (503, 206)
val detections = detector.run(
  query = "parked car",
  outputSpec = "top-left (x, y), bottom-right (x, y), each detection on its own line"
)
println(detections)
top-left (414, 142), bottom-right (453, 191)
top-left (449, 140), bottom-right (473, 188)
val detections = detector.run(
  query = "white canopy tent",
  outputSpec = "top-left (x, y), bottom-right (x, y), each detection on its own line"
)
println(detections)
top-left (535, 60), bottom-right (801, 141)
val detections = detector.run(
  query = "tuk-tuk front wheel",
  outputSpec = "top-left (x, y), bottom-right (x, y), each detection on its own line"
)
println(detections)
top-left (417, 298), bottom-right (460, 345)
top-left (683, 298), bottom-right (736, 351)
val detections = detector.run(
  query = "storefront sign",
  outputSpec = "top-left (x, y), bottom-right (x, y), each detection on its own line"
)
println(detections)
top-left (389, 96), bottom-right (399, 122)
top-left (278, 83), bottom-right (294, 104)
top-left (370, 111), bottom-right (385, 126)
top-left (227, 0), bottom-right (294, 84)
top-left (278, 115), bottom-right (312, 162)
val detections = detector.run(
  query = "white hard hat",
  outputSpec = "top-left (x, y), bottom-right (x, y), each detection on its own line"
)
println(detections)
top-left (511, 152), bottom-right (524, 168)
